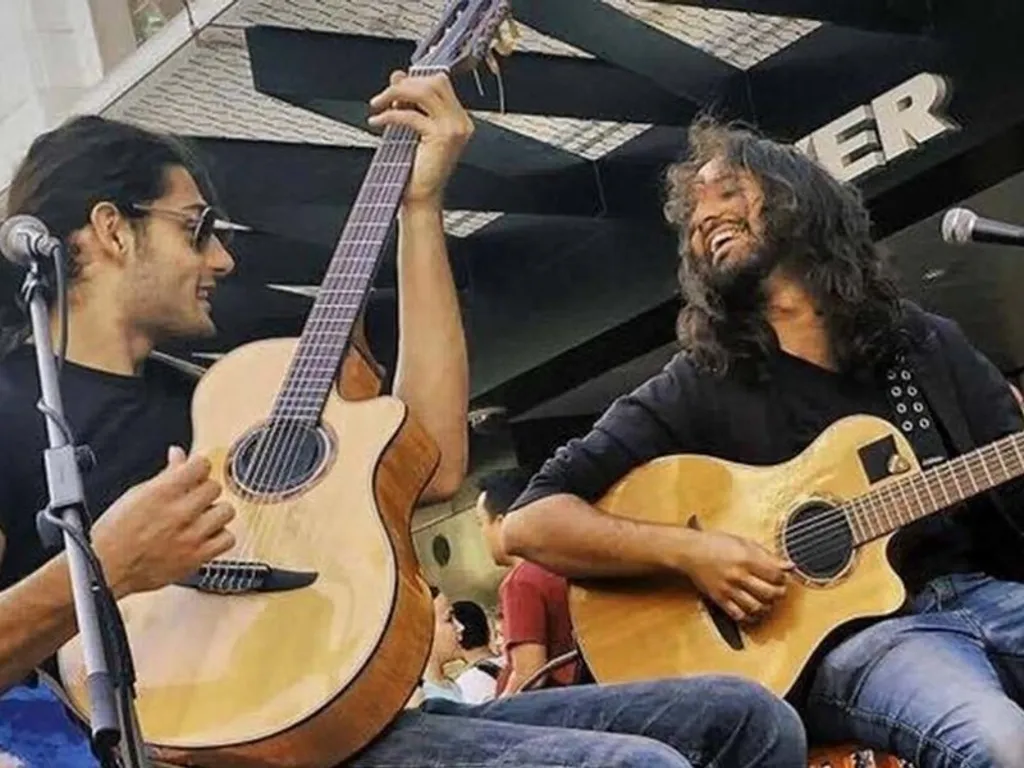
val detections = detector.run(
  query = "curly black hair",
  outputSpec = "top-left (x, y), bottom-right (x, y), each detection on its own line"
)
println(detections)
top-left (663, 116), bottom-right (907, 379)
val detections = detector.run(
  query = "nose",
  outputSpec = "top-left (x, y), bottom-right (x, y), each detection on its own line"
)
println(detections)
top-left (692, 200), bottom-right (731, 240)
top-left (207, 236), bottom-right (236, 278)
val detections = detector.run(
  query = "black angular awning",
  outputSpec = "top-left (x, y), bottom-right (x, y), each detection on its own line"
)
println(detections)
top-left (146, 0), bottom-right (1024, 436)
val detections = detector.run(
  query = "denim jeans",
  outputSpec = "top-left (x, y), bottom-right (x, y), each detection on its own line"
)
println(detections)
top-left (806, 572), bottom-right (1024, 767)
top-left (348, 675), bottom-right (807, 767)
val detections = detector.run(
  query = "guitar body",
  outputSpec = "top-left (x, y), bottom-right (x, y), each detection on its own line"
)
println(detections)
top-left (58, 337), bottom-right (439, 768)
top-left (569, 414), bottom-right (920, 696)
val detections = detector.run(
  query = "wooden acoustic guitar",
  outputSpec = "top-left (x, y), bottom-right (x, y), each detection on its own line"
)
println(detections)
top-left (55, 3), bottom-right (511, 767)
top-left (569, 413), bottom-right (1024, 696)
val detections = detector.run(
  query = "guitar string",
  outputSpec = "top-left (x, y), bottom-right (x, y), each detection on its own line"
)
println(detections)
top-left (219, 5), bottom-right (505, 575)
top-left (234, 126), bottom-right (413, 567)
top-left (227, 74), bottom-right (434, 572)
top-left (251, 69), bottom-right (442, 552)
top-left (653, 434), bottom-right (1020, 583)
top-left (780, 432), bottom-right (1024, 558)
top-left (774, 431), bottom-right (1024, 564)
top-left (243, 63), bottom-right (450, 573)
top-left (246, 125), bottom-right (420, 565)
top-left (784, 429), bottom-right (1024, 549)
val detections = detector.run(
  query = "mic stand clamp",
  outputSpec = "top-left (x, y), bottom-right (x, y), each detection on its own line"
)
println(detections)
top-left (21, 260), bottom-right (150, 768)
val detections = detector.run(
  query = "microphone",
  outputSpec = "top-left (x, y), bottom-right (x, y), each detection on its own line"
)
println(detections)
top-left (941, 207), bottom-right (1024, 248)
top-left (0, 214), bottom-right (64, 267)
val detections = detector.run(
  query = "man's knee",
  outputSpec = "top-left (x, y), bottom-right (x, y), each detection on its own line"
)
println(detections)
top-left (697, 676), bottom-right (808, 763)
top-left (711, 676), bottom-right (804, 728)
top-left (942, 713), bottom-right (1024, 768)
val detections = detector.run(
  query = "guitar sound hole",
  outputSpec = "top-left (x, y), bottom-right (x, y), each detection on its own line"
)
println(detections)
top-left (229, 420), bottom-right (330, 498)
top-left (782, 501), bottom-right (854, 581)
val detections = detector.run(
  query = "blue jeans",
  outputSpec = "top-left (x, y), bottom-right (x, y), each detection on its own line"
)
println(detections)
top-left (349, 676), bottom-right (806, 767)
top-left (806, 572), bottom-right (1024, 767)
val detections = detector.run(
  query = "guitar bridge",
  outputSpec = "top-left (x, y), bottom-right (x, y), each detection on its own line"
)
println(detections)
top-left (177, 559), bottom-right (318, 595)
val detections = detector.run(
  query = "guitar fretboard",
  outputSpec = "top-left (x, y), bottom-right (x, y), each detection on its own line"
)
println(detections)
top-left (266, 98), bottom-right (434, 423)
top-left (847, 430), bottom-right (1024, 543)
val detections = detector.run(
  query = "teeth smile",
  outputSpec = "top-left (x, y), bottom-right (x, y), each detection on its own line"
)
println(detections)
top-left (709, 228), bottom-right (740, 255)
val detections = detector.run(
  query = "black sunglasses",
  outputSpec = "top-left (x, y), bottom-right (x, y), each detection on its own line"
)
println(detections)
top-left (130, 203), bottom-right (251, 251)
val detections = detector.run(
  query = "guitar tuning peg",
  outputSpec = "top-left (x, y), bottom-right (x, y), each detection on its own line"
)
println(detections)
top-left (492, 17), bottom-right (520, 57)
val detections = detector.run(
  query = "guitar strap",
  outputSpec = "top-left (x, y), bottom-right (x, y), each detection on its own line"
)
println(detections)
top-left (882, 356), bottom-right (949, 469)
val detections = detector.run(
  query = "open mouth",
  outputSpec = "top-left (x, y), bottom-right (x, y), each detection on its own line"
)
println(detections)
top-left (706, 225), bottom-right (746, 262)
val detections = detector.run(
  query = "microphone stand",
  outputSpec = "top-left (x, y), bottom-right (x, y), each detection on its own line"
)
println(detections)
top-left (20, 257), bottom-right (150, 768)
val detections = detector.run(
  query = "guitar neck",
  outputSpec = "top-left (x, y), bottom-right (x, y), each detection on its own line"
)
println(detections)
top-left (849, 430), bottom-right (1024, 544)
top-left (269, 123), bottom-right (420, 422)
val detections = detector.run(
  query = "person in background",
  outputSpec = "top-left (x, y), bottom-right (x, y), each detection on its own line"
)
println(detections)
top-left (453, 600), bottom-right (504, 704)
top-left (420, 588), bottom-right (466, 703)
top-left (475, 468), bottom-right (581, 695)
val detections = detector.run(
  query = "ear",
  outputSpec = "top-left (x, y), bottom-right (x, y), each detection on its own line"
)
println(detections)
top-left (87, 201), bottom-right (133, 265)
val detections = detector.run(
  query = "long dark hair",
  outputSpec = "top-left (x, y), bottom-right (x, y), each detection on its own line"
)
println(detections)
top-left (663, 117), bottom-right (905, 378)
top-left (0, 115), bottom-right (215, 356)
top-left (452, 600), bottom-right (491, 650)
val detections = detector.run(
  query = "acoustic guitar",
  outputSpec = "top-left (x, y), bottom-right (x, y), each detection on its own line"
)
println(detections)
top-left (56, 3), bottom-right (512, 767)
top-left (569, 413), bottom-right (1024, 696)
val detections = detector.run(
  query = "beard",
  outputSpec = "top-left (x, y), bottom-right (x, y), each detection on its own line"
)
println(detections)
top-left (681, 235), bottom-right (782, 314)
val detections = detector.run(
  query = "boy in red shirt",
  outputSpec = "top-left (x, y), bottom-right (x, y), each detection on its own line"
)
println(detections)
top-left (475, 469), bottom-right (581, 695)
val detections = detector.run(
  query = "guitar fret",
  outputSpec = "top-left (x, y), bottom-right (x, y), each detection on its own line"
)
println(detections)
top-left (351, 201), bottom-right (403, 210)
top-left (1011, 436), bottom-right (1024, 475)
top-left (980, 448), bottom-right (996, 488)
top-left (846, 501), bottom-right (868, 541)
top-left (937, 463), bottom-right (954, 506)
top-left (881, 482), bottom-right (900, 531)
top-left (287, 354), bottom-right (346, 363)
top-left (272, 120), bottom-right (417, 417)
top-left (995, 440), bottom-right (1012, 482)
top-left (864, 496), bottom-right (886, 539)
top-left (946, 462), bottom-right (962, 505)
top-left (866, 498), bottom-right (885, 540)
top-left (918, 474), bottom-right (939, 516)
top-left (965, 460), bottom-right (981, 494)
top-left (907, 477), bottom-right (926, 523)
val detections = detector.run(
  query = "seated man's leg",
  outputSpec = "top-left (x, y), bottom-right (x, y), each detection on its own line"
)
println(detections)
top-left (348, 709), bottom-right (693, 768)
top-left (805, 578), bottom-right (1024, 768)
top-left (419, 675), bottom-right (806, 768)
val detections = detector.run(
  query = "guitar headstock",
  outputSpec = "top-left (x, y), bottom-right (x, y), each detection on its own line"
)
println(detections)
top-left (411, 0), bottom-right (513, 74)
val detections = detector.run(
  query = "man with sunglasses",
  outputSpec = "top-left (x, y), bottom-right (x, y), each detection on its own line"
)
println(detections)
top-left (0, 72), bottom-right (805, 767)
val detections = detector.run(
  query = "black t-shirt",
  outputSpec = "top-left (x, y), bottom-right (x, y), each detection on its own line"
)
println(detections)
top-left (0, 346), bottom-right (194, 590)
top-left (512, 307), bottom-right (1023, 595)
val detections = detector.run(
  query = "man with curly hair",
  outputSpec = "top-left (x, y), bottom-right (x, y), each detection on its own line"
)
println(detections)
top-left (506, 117), bottom-right (1024, 767)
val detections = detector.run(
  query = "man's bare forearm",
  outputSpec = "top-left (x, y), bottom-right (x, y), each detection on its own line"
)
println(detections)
top-left (501, 669), bottom-right (543, 697)
top-left (502, 494), bottom-right (697, 579)
top-left (0, 555), bottom-right (79, 693)
top-left (392, 202), bottom-right (468, 501)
